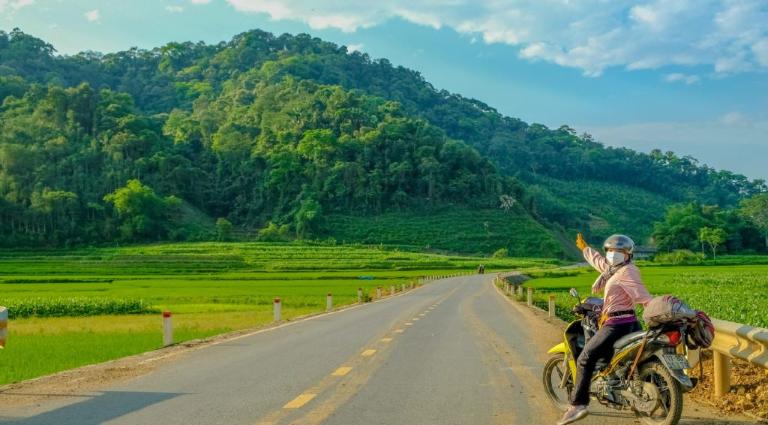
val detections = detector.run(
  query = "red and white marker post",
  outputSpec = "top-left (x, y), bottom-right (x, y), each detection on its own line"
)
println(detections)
top-left (273, 298), bottom-right (282, 322)
top-left (162, 311), bottom-right (173, 347)
top-left (0, 306), bottom-right (8, 349)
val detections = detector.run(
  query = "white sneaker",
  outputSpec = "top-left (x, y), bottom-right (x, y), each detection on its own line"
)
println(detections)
top-left (556, 405), bottom-right (589, 425)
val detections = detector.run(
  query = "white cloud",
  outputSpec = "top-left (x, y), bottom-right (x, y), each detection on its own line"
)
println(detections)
top-left (166, 5), bottom-right (184, 13)
top-left (225, 0), bottom-right (768, 77)
top-left (0, 0), bottom-right (33, 13)
top-left (84, 9), bottom-right (100, 23)
top-left (752, 39), bottom-right (768, 67)
top-left (346, 43), bottom-right (364, 53)
top-left (664, 73), bottom-right (700, 84)
top-left (719, 111), bottom-right (749, 125)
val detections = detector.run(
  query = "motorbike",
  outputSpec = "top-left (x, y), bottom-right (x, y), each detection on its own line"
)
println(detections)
top-left (542, 288), bottom-right (694, 425)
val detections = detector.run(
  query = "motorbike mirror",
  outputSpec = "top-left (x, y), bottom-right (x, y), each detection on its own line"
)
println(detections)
top-left (569, 288), bottom-right (579, 299)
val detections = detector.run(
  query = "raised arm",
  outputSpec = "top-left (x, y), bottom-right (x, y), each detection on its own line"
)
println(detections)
top-left (583, 246), bottom-right (609, 274)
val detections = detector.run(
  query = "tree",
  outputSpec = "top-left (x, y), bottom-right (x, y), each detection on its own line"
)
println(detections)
top-left (215, 217), bottom-right (233, 241)
top-left (740, 194), bottom-right (768, 250)
top-left (103, 180), bottom-right (179, 240)
top-left (698, 227), bottom-right (726, 259)
top-left (294, 198), bottom-right (322, 240)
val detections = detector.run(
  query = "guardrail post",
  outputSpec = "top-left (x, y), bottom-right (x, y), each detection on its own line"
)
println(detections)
top-left (357, 288), bottom-right (363, 304)
top-left (527, 288), bottom-right (533, 307)
top-left (390, 285), bottom-right (395, 296)
top-left (326, 293), bottom-right (333, 311)
top-left (517, 286), bottom-right (523, 297)
top-left (273, 298), bottom-right (281, 322)
top-left (401, 283), bottom-right (406, 292)
top-left (548, 295), bottom-right (555, 318)
top-left (713, 351), bottom-right (731, 397)
top-left (376, 287), bottom-right (382, 299)
top-left (162, 311), bottom-right (173, 346)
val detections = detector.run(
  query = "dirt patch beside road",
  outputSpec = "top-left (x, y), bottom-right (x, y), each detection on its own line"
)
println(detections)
top-left (688, 352), bottom-right (768, 422)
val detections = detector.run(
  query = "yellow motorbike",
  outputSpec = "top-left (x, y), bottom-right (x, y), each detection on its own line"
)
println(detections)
top-left (542, 289), bottom-right (694, 425)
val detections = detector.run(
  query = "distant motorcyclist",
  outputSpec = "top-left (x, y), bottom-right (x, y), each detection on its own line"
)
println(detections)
top-left (557, 233), bottom-right (652, 425)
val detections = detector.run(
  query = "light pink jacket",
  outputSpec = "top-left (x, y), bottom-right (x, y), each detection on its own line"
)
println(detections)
top-left (584, 247), bottom-right (652, 321)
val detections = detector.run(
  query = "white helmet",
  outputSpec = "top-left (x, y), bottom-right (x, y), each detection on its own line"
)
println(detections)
top-left (603, 234), bottom-right (635, 254)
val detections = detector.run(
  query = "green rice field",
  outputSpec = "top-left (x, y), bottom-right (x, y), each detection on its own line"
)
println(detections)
top-left (516, 264), bottom-right (768, 328)
top-left (0, 242), bottom-right (558, 385)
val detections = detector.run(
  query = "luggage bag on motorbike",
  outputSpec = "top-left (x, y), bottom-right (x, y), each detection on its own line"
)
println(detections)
top-left (642, 295), bottom-right (696, 327)
top-left (642, 295), bottom-right (714, 349)
top-left (686, 310), bottom-right (715, 349)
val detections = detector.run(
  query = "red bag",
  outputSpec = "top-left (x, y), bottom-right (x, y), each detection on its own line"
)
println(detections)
top-left (687, 310), bottom-right (715, 349)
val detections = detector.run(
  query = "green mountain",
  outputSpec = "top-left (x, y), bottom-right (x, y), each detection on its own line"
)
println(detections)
top-left (0, 28), bottom-right (764, 255)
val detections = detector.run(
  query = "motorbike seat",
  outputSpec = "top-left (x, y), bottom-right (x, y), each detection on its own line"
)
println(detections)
top-left (613, 330), bottom-right (647, 350)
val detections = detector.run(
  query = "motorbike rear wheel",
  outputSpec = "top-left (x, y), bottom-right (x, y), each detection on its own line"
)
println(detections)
top-left (634, 361), bottom-right (683, 425)
top-left (542, 353), bottom-right (573, 411)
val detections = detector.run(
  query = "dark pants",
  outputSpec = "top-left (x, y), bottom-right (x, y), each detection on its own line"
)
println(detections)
top-left (570, 321), bottom-right (640, 406)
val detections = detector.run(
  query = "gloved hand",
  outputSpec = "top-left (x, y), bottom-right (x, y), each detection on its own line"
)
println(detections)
top-left (576, 233), bottom-right (588, 251)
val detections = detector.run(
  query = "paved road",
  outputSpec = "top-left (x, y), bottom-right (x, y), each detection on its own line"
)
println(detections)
top-left (0, 275), bottom-right (754, 425)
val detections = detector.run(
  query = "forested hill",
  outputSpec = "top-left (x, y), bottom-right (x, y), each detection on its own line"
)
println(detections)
top-left (0, 28), bottom-right (765, 255)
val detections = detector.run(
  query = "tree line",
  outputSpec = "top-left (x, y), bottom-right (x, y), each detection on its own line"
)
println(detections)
top-left (0, 75), bottom-right (513, 246)
top-left (652, 194), bottom-right (768, 257)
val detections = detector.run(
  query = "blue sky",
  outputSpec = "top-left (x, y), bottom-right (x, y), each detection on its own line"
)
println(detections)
top-left (2, 0), bottom-right (767, 180)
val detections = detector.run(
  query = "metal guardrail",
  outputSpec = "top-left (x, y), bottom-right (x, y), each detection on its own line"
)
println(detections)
top-left (709, 318), bottom-right (768, 397)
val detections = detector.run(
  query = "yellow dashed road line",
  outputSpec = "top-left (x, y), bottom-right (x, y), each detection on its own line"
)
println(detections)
top-left (381, 338), bottom-right (393, 343)
top-left (394, 329), bottom-right (404, 333)
top-left (283, 393), bottom-right (316, 409)
top-left (332, 367), bottom-right (353, 376)
top-left (405, 322), bottom-right (413, 326)
top-left (361, 349), bottom-right (377, 357)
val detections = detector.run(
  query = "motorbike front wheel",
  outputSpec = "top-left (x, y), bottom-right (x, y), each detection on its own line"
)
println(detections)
top-left (542, 353), bottom-right (573, 411)
top-left (634, 361), bottom-right (683, 425)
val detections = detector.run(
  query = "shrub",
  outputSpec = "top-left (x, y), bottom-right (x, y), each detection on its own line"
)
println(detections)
top-left (5, 298), bottom-right (157, 319)
top-left (257, 222), bottom-right (291, 242)
top-left (653, 249), bottom-right (706, 265)
top-left (492, 248), bottom-right (508, 258)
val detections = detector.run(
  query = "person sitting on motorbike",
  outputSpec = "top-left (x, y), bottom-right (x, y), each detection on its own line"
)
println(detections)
top-left (557, 233), bottom-right (653, 425)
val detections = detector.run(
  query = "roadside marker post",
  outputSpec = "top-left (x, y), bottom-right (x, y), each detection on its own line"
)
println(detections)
top-left (327, 293), bottom-right (333, 311)
top-left (357, 288), bottom-right (363, 304)
top-left (401, 283), bottom-right (406, 292)
top-left (527, 288), bottom-right (533, 307)
top-left (0, 306), bottom-right (7, 348)
top-left (273, 298), bottom-right (282, 322)
top-left (376, 287), bottom-right (382, 299)
top-left (548, 295), bottom-right (556, 318)
top-left (162, 311), bottom-right (173, 347)
top-left (390, 285), bottom-right (395, 296)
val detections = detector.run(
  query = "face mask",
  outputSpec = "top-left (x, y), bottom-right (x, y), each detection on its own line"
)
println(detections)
top-left (606, 251), bottom-right (626, 266)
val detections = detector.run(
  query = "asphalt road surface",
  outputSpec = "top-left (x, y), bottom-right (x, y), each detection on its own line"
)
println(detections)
top-left (0, 275), bottom-right (755, 425)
